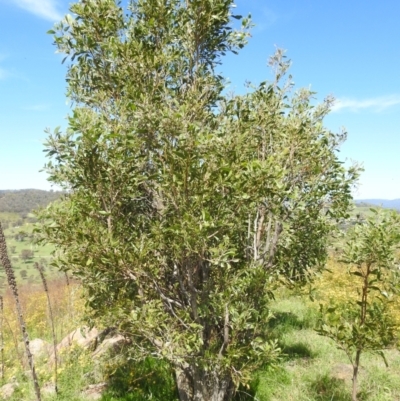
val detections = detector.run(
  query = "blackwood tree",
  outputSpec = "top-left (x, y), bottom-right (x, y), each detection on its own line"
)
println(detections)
top-left (38, 1), bottom-right (358, 400)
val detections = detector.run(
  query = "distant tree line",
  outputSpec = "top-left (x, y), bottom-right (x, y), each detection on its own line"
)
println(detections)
top-left (0, 189), bottom-right (63, 215)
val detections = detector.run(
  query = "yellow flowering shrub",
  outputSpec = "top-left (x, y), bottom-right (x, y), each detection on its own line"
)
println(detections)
top-left (0, 278), bottom-right (85, 382)
top-left (314, 257), bottom-right (400, 327)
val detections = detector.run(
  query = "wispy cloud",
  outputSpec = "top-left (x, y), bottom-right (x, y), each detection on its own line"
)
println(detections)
top-left (11, 0), bottom-right (63, 21)
top-left (0, 68), bottom-right (8, 80)
top-left (253, 6), bottom-right (295, 33)
top-left (23, 103), bottom-right (51, 111)
top-left (262, 7), bottom-right (278, 26)
top-left (332, 95), bottom-right (400, 113)
top-left (0, 54), bottom-right (9, 80)
top-left (254, 7), bottom-right (278, 32)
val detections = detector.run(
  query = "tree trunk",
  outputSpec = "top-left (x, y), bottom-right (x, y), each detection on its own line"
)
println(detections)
top-left (175, 365), bottom-right (233, 401)
top-left (176, 367), bottom-right (193, 401)
top-left (352, 350), bottom-right (361, 401)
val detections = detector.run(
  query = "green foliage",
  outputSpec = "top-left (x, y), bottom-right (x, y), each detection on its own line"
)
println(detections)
top-left (37, 0), bottom-right (358, 399)
top-left (317, 210), bottom-right (400, 400)
top-left (20, 249), bottom-right (34, 261)
top-left (103, 357), bottom-right (178, 401)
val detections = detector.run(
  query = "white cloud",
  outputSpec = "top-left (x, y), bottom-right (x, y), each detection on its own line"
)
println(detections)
top-left (332, 95), bottom-right (400, 113)
top-left (11, 0), bottom-right (63, 21)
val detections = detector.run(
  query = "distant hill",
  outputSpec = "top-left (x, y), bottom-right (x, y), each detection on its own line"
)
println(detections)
top-left (355, 199), bottom-right (400, 211)
top-left (0, 189), bottom-right (63, 215)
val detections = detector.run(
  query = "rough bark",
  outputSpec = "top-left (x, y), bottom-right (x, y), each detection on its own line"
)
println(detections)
top-left (175, 365), bottom-right (233, 401)
top-left (176, 367), bottom-right (193, 401)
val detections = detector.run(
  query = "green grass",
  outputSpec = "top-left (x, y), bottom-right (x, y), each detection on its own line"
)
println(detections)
top-left (2, 289), bottom-right (400, 401)
top-left (0, 214), bottom-right (59, 291)
top-left (252, 294), bottom-right (400, 401)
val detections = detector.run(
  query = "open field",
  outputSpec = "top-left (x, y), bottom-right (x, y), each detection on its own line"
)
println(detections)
top-left (252, 294), bottom-right (400, 401)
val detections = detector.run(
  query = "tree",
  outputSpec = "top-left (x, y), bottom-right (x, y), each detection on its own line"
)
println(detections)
top-left (15, 230), bottom-right (27, 242)
top-left (38, 1), bottom-right (358, 400)
top-left (20, 249), bottom-right (34, 262)
top-left (317, 210), bottom-right (400, 401)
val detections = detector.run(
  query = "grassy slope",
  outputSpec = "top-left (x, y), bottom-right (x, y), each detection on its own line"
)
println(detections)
top-left (0, 212), bottom-right (58, 292)
top-left (2, 281), bottom-right (400, 401)
top-left (253, 294), bottom-right (400, 401)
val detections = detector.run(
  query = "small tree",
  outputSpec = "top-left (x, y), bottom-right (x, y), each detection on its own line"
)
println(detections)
top-left (38, 1), bottom-right (358, 399)
top-left (15, 230), bottom-right (27, 242)
top-left (317, 210), bottom-right (400, 401)
top-left (20, 249), bottom-right (34, 262)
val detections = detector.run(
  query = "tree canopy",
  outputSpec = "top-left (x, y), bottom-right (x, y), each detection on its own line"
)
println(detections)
top-left (38, 1), bottom-right (359, 400)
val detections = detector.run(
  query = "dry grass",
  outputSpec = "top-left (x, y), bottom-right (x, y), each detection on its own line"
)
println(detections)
top-left (1, 277), bottom-right (83, 381)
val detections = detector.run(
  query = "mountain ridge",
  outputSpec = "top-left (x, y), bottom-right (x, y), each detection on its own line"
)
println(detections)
top-left (355, 198), bottom-right (400, 211)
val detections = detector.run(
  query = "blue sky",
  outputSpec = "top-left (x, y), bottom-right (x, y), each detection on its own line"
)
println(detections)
top-left (0, 0), bottom-right (399, 199)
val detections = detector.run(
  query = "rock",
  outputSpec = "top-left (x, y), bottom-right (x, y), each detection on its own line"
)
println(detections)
top-left (57, 326), bottom-right (99, 352)
top-left (29, 338), bottom-right (51, 358)
top-left (0, 382), bottom-right (18, 399)
top-left (92, 334), bottom-right (126, 358)
top-left (82, 383), bottom-right (107, 400)
top-left (48, 326), bottom-right (99, 366)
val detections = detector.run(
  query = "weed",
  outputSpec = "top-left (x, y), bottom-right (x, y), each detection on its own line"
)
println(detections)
top-left (0, 222), bottom-right (41, 400)
top-left (308, 373), bottom-right (351, 401)
top-left (35, 261), bottom-right (58, 394)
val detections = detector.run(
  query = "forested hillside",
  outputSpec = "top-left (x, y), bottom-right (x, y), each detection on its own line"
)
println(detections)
top-left (0, 189), bottom-right (63, 215)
